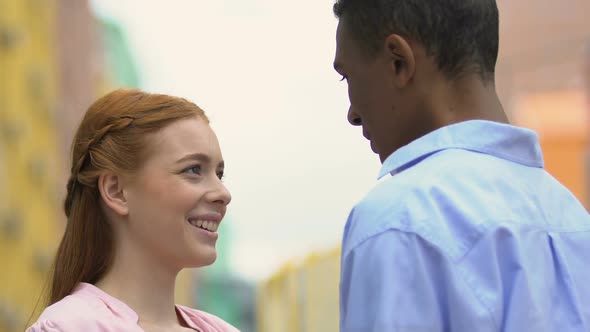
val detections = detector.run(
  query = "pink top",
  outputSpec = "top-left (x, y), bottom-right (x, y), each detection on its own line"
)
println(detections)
top-left (26, 283), bottom-right (239, 332)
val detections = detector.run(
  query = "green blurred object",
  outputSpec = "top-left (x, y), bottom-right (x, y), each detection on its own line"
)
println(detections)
top-left (98, 18), bottom-right (140, 88)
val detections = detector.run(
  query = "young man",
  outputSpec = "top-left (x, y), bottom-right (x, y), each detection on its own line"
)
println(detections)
top-left (333, 1), bottom-right (590, 331)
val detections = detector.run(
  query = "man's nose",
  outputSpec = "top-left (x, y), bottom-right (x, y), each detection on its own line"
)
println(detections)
top-left (347, 106), bottom-right (361, 126)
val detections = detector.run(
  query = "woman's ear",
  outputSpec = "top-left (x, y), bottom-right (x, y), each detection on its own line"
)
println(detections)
top-left (98, 171), bottom-right (129, 217)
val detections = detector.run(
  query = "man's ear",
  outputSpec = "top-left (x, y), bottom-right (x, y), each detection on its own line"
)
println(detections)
top-left (384, 34), bottom-right (416, 88)
top-left (98, 171), bottom-right (129, 217)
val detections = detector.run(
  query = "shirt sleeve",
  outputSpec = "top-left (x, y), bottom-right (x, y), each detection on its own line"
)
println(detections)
top-left (340, 230), bottom-right (495, 332)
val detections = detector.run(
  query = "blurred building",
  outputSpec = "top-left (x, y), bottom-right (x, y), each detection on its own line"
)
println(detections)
top-left (56, 0), bottom-right (103, 182)
top-left (0, 1), bottom-right (62, 330)
top-left (584, 42), bottom-right (590, 208)
top-left (0, 1), bottom-right (140, 331)
top-left (496, 0), bottom-right (590, 207)
top-left (257, 248), bottom-right (340, 332)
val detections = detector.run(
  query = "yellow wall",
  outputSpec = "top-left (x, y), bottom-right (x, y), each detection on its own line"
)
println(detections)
top-left (301, 251), bottom-right (340, 332)
top-left (257, 248), bottom-right (340, 332)
top-left (175, 269), bottom-right (196, 307)
top-left (0, 1), bottom-right (61, 331)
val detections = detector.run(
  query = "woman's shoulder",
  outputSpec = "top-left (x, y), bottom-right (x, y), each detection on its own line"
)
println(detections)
top-left (26, 294), bottom-right (103, 331)
top-left (176, 305), bottom-right (240, 332)
top-left (26, 290), bottom-right (139, 332)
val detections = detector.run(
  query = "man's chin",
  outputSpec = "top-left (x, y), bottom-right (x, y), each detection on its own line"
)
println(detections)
top-left (370, 140), bottom-right (390, 163)
top-left (370, 140), bottom-right (378, 154)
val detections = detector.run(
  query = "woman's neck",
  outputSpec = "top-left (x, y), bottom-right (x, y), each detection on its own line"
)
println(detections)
top-left (95, 241), bottom-right (183, 328)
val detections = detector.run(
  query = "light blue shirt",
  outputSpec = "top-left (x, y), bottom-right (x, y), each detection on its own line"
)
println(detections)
top-left (340, 120), bottom-right (590, 332)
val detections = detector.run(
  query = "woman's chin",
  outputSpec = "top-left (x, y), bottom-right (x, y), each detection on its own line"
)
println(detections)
top-left (186, 250), bottom-right (217, 268)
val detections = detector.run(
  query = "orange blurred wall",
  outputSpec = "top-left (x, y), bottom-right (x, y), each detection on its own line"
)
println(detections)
top-left (495, 0), bottom-right (590, 209)
top-left (514, 90), bottom-right (588, 208)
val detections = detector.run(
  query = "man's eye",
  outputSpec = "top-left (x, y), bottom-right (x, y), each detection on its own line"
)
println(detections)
top-left (217, 171), bottom-right (225, 180)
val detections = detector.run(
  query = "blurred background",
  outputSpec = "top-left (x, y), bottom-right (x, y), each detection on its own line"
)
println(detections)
top-left (0, 1), bottom-right (589, 331)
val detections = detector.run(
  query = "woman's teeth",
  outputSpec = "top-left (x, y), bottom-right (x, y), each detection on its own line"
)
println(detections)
top-left (189, 219), bottom-right (218, 232)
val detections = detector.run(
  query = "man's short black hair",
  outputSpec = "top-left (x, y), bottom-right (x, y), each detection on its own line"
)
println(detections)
top-left (334, 0), bottom-right (499, 82)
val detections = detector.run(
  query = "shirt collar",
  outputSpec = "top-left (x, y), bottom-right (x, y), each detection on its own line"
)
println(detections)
top-left (74, 282), bottom-right (139, 322)
top-left (74, 283), bottom-right (202, 331)
top-left (378, 120), bottom-right (544, 179)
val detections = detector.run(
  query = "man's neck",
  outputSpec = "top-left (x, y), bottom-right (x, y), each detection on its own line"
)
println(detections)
top-left (430, 74), bottom-right (509, 128)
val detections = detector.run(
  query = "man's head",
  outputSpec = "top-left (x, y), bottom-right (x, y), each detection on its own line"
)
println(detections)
top-left (333, 0), bottom-right (500, 162)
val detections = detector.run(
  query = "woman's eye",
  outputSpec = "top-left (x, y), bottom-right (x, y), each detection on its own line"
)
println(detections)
top-left (217, 171), bottom-right (225, 180)
top-left (184, 165), bottom-right (202, 175)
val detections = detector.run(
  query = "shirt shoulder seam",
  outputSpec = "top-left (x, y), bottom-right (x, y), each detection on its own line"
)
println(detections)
top-left (343, 229), bottom-right (500, 330)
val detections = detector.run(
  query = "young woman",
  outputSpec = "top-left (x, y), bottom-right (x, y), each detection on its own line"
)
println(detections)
top-left (27, 89), bottom-right (238, 331)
